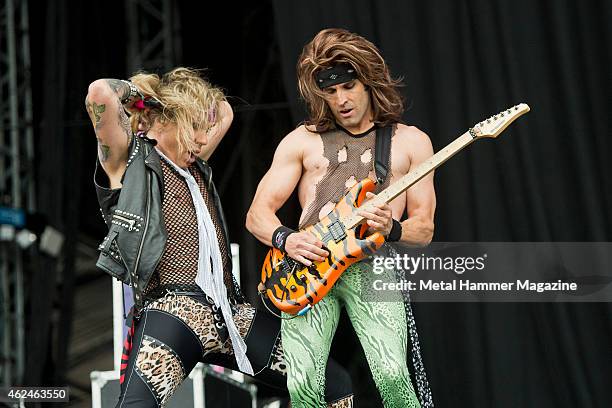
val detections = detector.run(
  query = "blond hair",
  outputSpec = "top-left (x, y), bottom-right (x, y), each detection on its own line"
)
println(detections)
top-left (297, 28), bottom-right (404, 132)
top-left (129, 67), bottom-right (225, 157)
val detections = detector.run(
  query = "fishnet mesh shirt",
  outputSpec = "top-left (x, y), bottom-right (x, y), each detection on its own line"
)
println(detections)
top-left (144, 157), bottom-right (235, 298)
top-left (299, 125), bottom-right (435, 406)
top-left (299, 125), bottom-right (393, 229)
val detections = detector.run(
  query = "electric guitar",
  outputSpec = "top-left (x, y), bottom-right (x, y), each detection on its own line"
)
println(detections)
top-left (260, 104), bottom-right (530, 315)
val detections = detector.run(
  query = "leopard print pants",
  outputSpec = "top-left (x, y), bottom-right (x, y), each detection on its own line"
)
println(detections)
top-left (117, 294), bottom-right (353, 407)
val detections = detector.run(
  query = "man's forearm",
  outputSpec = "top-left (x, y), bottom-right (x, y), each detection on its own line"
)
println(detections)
top-left (103, 79), bottom-right (143, 106)
top-left (400, 216), bottom-right (434, 247)
top-left (84, 78), bottom-right (135, 167)
top-left (85, 79), bottom-right (138, 117)
top-left (245, 207), bottom-right (282, 247)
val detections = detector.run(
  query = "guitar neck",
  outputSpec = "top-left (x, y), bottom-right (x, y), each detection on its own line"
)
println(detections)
top-left (345, 131), bottom-right (477, 229)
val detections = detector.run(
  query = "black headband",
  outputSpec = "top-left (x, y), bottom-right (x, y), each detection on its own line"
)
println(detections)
top-left (316, 63), bottom-right (358, 89)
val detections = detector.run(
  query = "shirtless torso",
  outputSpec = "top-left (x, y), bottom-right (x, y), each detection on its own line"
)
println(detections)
top-left (247, 78), bottom-right (435, 269)
top-left (247, 121), bottom-right (435, 263)
top-left (296, 123), bottom-right (431, 225)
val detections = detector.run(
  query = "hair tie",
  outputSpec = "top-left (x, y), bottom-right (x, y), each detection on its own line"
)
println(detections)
top-left (133, 97), bottom-right (163, 111)
top-left (133, 99), bottom-right (146, 110)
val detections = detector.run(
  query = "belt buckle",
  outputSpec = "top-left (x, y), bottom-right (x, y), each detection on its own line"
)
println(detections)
top-left (162, 288), bottom-right (178, 302)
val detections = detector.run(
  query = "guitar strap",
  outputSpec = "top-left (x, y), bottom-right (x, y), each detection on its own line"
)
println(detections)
top-left (374, 125), bottom-right (393, 184)
top-left (376, 125), bottom-right (436, 406)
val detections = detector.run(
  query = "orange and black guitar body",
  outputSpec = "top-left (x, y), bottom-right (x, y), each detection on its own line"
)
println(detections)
top-left (260, 178), bottom-right (385, 315)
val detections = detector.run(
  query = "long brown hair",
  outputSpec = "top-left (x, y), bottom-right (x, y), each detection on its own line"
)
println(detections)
top-left (297, 28), bottom-right (404, 132)
top-left (129, 67), bottom-right (225, 157)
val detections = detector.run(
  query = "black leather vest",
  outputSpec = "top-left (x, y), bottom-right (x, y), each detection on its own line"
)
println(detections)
top-left (94, 135), bottom-right (244, 310)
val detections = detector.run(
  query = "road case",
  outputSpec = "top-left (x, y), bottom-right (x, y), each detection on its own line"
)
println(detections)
top-left (91, 363), bottom-right (257, 408)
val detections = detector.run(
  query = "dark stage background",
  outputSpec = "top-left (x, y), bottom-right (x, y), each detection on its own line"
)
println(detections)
top-left (23, 0), bottom-right (612, 407)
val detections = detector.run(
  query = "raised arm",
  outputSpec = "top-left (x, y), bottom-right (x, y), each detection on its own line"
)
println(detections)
top-left (401, 127), bottom-right (436, 246)
top-left (198, 100), bottom-right (233, 161)
top-left (85, 79), bottom-right (138, 187)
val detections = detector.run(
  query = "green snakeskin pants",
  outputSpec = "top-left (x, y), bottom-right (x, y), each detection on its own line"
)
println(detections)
top-left (281, 262), bottom-right (421, 408)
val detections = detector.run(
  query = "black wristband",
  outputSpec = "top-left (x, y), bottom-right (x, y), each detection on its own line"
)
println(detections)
top-left (387, 219), bottom-right (402, 242)
top-left (272, 226), bottom-right (296, 252)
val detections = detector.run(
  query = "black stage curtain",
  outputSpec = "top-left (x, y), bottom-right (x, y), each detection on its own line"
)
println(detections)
top-left (29, 0), bottom-right (130, 387)
top-left (30, 1), bottom-right (611, 405)
top-left (272, 1), bottom-right (612, 407)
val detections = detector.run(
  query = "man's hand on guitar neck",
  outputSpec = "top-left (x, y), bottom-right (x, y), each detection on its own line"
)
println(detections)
top-left (285, 231), bottom-right (329, 267)
top-left (358, 192), bottom-right (394, 237)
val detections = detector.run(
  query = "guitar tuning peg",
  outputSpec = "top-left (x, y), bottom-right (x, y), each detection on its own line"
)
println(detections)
top-left (514, 106), bottom-right (519, 110)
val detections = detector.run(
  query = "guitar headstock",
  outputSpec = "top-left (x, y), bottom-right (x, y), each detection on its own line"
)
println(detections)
top-left (470, 103), bottom-right (530, 139)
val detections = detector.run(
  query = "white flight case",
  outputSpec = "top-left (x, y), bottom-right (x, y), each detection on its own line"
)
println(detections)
top-left (90, 363), bottom-right (257, 408)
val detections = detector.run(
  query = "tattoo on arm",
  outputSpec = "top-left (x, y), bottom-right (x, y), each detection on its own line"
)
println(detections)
top-left (97, 137), bottom-right (111, 162)
top-left (105, 79), bottom-right (131, 103)
top-left (117, 99), bottom-right (133, 147)
top-left (85, 100), bottom-right (106, 130)
top-left (85, 81), bottom-right (133, 161)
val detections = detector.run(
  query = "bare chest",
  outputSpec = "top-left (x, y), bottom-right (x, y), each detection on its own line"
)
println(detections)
top-left (297, 136), bottom-right (328, 209)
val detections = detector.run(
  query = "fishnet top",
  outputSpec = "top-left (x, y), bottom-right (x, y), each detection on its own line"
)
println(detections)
top-left (299, 125), bottom-right (394, 228)
top-left (144, 157), bottom-right (233, 297)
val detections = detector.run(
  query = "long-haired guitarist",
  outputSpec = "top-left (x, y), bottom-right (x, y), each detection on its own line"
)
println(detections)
top-left (247, 28), bottom-right (436, 407)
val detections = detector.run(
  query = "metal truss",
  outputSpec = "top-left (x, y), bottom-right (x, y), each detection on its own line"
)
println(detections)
top-left (125, 0), bottom-right (182, 73)
top-left (0, 0), bottom-right (34, 386)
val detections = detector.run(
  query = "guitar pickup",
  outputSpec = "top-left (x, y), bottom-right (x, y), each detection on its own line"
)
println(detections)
top-left (328, 220), bottom-right (346, 242)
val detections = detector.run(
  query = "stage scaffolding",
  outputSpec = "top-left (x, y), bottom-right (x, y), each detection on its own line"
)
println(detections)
top-left (126, 0), bottom-right (182, 73)
top-left (0, 0), bottom-right (34, 386)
